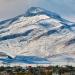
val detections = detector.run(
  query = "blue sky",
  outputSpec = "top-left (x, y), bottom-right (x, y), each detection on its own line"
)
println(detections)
top-left (0, 0), bottom-right (75, 22)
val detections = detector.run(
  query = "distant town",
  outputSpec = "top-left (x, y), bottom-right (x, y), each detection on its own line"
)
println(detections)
top-left (0, 65), bottom-right (75, 75)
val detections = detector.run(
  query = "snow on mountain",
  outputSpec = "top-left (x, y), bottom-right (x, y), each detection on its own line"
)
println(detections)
top-left (0, 7), bottom-right (75, 65)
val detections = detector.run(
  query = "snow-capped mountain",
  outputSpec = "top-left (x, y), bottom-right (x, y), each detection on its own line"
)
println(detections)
top-left (0, 7), bottom-right (75, 65)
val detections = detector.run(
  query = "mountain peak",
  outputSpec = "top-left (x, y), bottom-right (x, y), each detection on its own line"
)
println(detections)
top-left (25, 7), bottom-right (61, 20)
top-left (0, 7), bottom-right (75, 65)
top-left (25, 7), bottom-right (44, 16)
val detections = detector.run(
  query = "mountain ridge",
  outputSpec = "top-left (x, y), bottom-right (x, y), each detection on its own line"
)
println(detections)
top-left (0, 7), bottom-right (75, 65)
